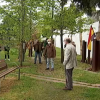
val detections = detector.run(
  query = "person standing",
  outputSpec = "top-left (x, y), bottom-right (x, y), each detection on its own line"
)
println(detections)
top-left (43, 38), bottom-right (48, 64)
top-left (44, 39), bottom-right (56, 71)
top-left (63, 38), bottom-right (77, 90)
top-left (72, 41), bottom-right (76, 47)
top-left (44, 38), bottom-right (48, 48)
top-left (4, 45), bottom-right (10, 61)
top-left (34, 40), bottom-right (42, 64)
top-left (28, 40), bottom-right (34, 57)
top-left (27, 41), bottom-right (31, 57)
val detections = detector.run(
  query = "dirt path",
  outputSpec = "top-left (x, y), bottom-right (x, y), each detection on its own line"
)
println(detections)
top-left (22, 73), bottom-right (100, 89)
top-left (30, 57), bottom-right (100, 89)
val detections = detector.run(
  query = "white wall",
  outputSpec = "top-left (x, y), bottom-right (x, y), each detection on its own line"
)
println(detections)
top-left (54, 21), bottom-right (99, 58)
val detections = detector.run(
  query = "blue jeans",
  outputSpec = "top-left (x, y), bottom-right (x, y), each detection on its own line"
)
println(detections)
top-left (47, 58), bottom-right (54, 69)
top-left (34, 52), bottom-right (41, 63)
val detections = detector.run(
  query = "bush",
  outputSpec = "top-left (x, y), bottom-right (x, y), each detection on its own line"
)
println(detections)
top-left (10, 48), bottom-right (19, 55)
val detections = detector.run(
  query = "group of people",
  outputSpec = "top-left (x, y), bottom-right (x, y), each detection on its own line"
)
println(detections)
top-left (2, 37), bottom-right (77, 91)
top-left (27, 38), bottom-right (56, 71)
top-left (27, 37), bottom-right (77, 91)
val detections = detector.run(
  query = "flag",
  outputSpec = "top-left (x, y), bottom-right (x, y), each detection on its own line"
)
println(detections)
top-left (88, 26), bottom-right (94, 50)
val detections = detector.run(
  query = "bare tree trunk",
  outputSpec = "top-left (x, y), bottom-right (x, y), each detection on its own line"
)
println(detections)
top-left (71, 34), bottom-right (72, 41)
top-left (96, 21), bottom-right (100, 40)
top-left (20, 0), bottom-right (25, 67)
top-left (80, 33), bottom-right (82, 55)
top-left (30, 10), bottom-right (32, 39)
top-left (98, 21), bottom-right (100, 32)
top-left (54, 35), bottom-right (56, 47)
top-left (51, 0), bottom-right (54, 39)
top-left (60, 28), bottom-right (64, 63)
top-left (19, 42), bottom-right (23, 65)
top-left (60, 1), bottom-right (64, 63)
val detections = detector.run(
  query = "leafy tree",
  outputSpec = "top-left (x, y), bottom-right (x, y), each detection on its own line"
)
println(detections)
top-left (73, 0), bottom-right (100, 15)
top-left (57, 0), bottom-right (68, 63)
top-left (0, 0), bottom-right (45, 66)
top-left (73, 0), bottom-right (100, 40)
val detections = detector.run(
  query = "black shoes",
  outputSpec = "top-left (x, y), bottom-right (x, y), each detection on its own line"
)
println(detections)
top-left (63, 87), bottom-right (72, 91)
top-left (45, 68), bottom-right (54, 71)
top-left (45, 68), bottom-right (49, 70)
top-left (51, 68), bottom-right (54, 71)
top-left (34, 63), bottom-right (42, 64)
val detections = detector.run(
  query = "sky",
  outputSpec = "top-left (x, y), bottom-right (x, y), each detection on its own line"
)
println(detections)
top-left (0, 0), bottom-right (100, 9)
top-left (0, 0), bottom-right (6, 6)
top-left (0, 0), bottom-right (7, 23)
top-left (0, 0), bottom-right (71, 23)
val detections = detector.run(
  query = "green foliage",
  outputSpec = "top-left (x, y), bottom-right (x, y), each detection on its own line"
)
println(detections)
top-left (0, 0), bottom-right (45, 45)
top-left (73, 0), bottom-right (99, 15)
top-left (0, 0), bottom-right (93, 41)
top-left (10, 49), bottom-right (19, 55)
top-left (53, 3), bottom-right (93, 35)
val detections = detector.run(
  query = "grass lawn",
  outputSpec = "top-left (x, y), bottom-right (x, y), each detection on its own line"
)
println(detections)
top-left (0, 47), bottom-right (100, 84)
top-left (1, 76), bottom-right (100, 100)
top-left (1, 47), bottom-right (100, 100)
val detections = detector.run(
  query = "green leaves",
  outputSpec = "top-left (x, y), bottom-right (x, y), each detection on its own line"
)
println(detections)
top-left (0, 0), bottom-right (44, 45)
top-left (0, 0), bottom-right (94, 44)
top-left (73, 0), bottom-right (99, 15)
top-left (53, 3), bottom-right (93, 35)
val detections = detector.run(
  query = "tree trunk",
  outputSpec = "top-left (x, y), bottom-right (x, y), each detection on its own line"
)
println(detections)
top-left (30, 10), bottom-right (32, 39)
top-left (96, 21), bottom-right (100, 40)
top-left (60, 28), bottom-right (64, 63)
top-left (20, 42), bottom-right (23, 66)
top-left (20, 0), bottom-right (25, 66)
top-left (51, 0), bottom-right (54, 39)
top-left (71, 34), bottom-right (72, 41)
top-left (80, 33), bottom-right (82, 55)
top-left (98, 21), bottom-right (100, 32)
top-left (54, 35), bottom-right (56, 47)
top-left (60, 1), bottom-right (64, 63)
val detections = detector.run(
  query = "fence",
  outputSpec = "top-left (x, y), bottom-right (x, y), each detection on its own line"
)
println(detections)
top-left (92, 39), bottom-right (100, 71)
top-left (82, 39), bottom-right (100, 72)
top-left (81, 41), bottom-right (87, 63)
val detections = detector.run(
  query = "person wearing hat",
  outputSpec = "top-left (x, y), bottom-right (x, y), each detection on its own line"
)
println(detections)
top-left (44, 39), bottom-right (56, 71)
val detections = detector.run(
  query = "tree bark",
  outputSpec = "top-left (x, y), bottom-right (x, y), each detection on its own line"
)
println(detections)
top-left (20, 0), bottom-right (25, 66)
top-left (98, 21), bottom-right (100, 32)
top-left (20, 42), bottom-right (23, 66)
top-left (54, 35), bottom-right (56, 47)
top-left (30, 10), bottom-right (32, 39)
top-left (80, 33), bottom-right (82, 55)
top-left (60, 1), bottom-right (64, 63)
top-left (60, 28), bottom-right (64, 63)
top-left (51, 0), bottom-right (54, 39)
top-left (71, 34), bottom-right (72, 41)
top-left (96, 21), bottom-right (100, 40)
